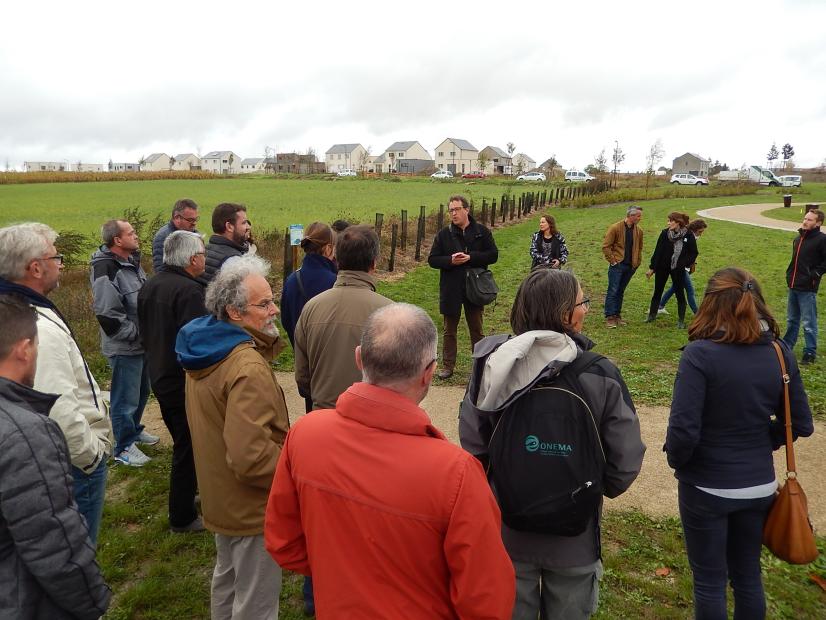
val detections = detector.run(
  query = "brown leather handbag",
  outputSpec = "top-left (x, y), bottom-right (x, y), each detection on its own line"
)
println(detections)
top-left (761, 341), bottom-right (819, 564)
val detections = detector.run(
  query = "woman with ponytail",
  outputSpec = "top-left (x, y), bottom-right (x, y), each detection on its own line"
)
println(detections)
top-left (644, 211), bottom-right (697, 328)
top-left (665, 267), bottom-right (813, 619)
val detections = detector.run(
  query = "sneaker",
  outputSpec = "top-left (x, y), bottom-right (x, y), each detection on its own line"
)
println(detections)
top-left (657, 307), bottom-right (668, 315)
top-left (137, 430), bottom-right (160, 446)
top-left (170, 516), bottom-right (205, 533)
top-left (616, 315), bottom-right (628, 326)
top-left (801, 352), bottom-right (816, 365)
top-left (677, 321), bottom-right (686, 329)
top-left (114, 443), bottom-right (151, 467)
top-left (606, 317), bottom-right (618, 329)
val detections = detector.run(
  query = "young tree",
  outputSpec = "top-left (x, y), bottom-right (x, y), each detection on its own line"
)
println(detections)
top-left (767, 143), bottom-right (779, 170)
top-left (611, 142), bottom-right (626, 188)
top-left (476, 151), bottom-right (490, 175)
top-left (594, 148), bottom-right (608, 173)
top-left (644, 139), bottom-right (665, 195)
top-left (782, 143), bottom-right (795, 170)
top-left (358, 145), bottom-right (371, 175)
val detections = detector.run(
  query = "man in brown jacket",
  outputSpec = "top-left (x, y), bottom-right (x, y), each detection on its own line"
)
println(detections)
top-left (602, 206), bottom-right (643, 328)
top-left (175, 254), bottom-right (289, 620)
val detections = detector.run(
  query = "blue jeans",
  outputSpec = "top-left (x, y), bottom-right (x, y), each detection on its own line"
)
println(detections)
top-left (107, 354), bottom-right (151, 455)
top-left (72, 459), bottom-right (108, 547)
top-left (604, 263), bottom-right (636, 317)
top-left (782, 290), bottom-right (818, 356)
top-left (660, 270), bottom-right (698, 313)
top-left (678, 482), bottom-right (774, 620)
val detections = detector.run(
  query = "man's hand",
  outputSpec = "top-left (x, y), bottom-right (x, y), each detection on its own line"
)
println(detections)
top-left (451, 252), bottom-right (470, 265)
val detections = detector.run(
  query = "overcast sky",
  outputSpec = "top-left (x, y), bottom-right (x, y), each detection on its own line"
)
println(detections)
top-left (2, 0), bottom-right (824, 172)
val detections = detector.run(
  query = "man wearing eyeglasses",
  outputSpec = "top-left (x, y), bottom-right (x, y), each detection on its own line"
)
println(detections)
top-left (176, 255), bottom-right (289, 618)
top-left (152, 198), bottom-right (200, 273)
top-left (0, 223), bottom-right (113, 546)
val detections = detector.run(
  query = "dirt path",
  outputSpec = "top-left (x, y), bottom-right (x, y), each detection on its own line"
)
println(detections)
top-left (696, 202), bottom-right (803, 231)
top-left (141, 372), bottom-right (826, 531)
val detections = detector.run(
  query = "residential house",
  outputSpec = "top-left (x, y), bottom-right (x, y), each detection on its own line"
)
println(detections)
top-left (672, 152), bottom-right (710, 177)
top-left (239, 158), bottom-right (265, 173)
top-left (201, 151), bottom-right (240, 174)
top-left (24, 161), bottom-right (67, 172)
top-left (513, 153), bottom-right (536, 173)
top-left (434, 138), bottom-right (479, 176)
top-left (538, 157), bottom-right (560, 175)
top-left (363, 155), bottom-right (378, 173)
top-left (479, 146), bottom-right (512, 175)
top-left (172, 153), bottom-right (202, 171)
top-left (72, 163), bottom-right (105, 172)
top-left (274, 153), bottom-right (324, 174)
top-left (108, 162), bottom-right (141, 172)
top-left (325, 144), bottom-right (367, 173)
top-left (378, 141), bottom-right (433, 174)
top-left (140, 153), bottom-right (172, 172)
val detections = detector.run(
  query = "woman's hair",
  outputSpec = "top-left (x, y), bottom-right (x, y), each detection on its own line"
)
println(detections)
top-left (689, 267), bottom-right (779, 344)
top-left (510, 269), bottom-right (580, 335)
top-left (688, 219), bottom-right (707, 233)
top-left (667, 211), bottom-right (690, 227)
top-left (539, 214), bottom-right (557, 234)
top-left (300, 222), bottom-right (334, 254)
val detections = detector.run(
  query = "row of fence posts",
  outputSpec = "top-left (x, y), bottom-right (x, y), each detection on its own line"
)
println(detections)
top-left (281, 181), bottom-right (610, 280)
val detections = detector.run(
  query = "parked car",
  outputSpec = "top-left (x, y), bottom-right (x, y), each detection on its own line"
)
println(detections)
top-left (670, 173), bottom-right (709, 186)
top-left (461, 171), bottom-right (486, 179)
top-left (516, 171), bottom-right (546, 182)
top-left (336, 169), bottom-right (357, 177)
top-left (564, 170), bottom-right (595, 182)
top-left (431, 170), bottom-right (453, 179)
top-left (779, 175), bottom-right (802, 187)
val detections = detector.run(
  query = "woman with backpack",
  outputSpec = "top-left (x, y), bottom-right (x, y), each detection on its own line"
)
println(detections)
top-left (644, 211), bottom-right (698, 328)
top-left (529, 214), bottom-right (568, 269)
top-left (459, 269), bottom-right (645, 619)
top-left (665, 267), bottom-right (813, 620)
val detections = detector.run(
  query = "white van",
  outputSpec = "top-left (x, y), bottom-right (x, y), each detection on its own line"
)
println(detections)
top-left (565, 170), bottom-right (595, 182)
top-left (779, 175), bottom-right (802, 187)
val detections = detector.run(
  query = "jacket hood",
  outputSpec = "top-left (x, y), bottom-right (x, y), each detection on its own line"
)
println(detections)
top-left (175, 315), bottom-right (253, 371)
top-left (90, 245), bottom-right (141, 267)
top-left (475, 330), bottom-right (580, 412)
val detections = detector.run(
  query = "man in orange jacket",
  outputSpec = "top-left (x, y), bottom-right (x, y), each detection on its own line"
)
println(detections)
top-left (265, 303), bottom-right (515, 619)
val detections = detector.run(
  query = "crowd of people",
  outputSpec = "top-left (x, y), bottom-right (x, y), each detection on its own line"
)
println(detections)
top-left (0, 194), bottom-right (821, 620)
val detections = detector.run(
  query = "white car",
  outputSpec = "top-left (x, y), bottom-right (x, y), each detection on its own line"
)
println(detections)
top-left (779, 175), bottom-right (802, 187)
top-left (671, 173), bottom-right (709, 186)
top-left (431, 170), bottom-right (453, 179)
top-left (516, 172), bottom-right (546, 182)
top-left (336, 169), bottom-right (357, 177)
top-left (564, 170), bottom-right (594, 182)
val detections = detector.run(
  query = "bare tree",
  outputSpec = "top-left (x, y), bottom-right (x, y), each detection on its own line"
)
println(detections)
top-left (358, 145), bottom-right (371, 175)
top-left (644, 139), bottom-right (665, 195)
top-left (476, 151), bottom-right (490, 175)
top-left (611, 142), bottom-right (626, 188)
top-left (767, 143), bottom-right (779, 171)
top-left (782, 143), bottom-right (795, 170)
top-left (594, 148), bottom-right (608, 173)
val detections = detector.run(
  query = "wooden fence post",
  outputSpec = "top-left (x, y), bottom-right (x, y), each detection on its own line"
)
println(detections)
top-left (438, 203), bottom-right (444, 231)
top-left (490, 198), bottom-right (497, 227)
top-left (415, 205), bottom-right (426, 261)
top-left (282, 229), bottom-right (292, 282)
top-left (388, 223), bottom-right (398, 271)
top-left (375, 213), bottom-right (384, 238)
top-left (401, 209), bottom-right (408, 251)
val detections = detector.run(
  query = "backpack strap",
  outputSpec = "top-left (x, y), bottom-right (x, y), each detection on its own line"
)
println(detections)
top-left (294, 268), bottom-right (307, 302)
top-left (563, 350), bottom-right (606, 377)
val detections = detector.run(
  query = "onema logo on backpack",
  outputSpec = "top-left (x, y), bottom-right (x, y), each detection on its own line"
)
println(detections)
top-left (487, 353), bottom-right (606, 536)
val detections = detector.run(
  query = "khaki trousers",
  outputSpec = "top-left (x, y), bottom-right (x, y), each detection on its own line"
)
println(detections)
top-left (211, 533), bottom-right (282, 620)
top-left (441, 303), bottom-right (484, 371)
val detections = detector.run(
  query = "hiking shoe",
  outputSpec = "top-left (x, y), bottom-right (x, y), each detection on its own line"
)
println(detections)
top-left (606, 317), bottom-right (618, 329)
top-left (616, 315), bottom-right (628, 326)
top-left (657, 307), bottom-right (668, 315)
top-left (170, 516), bottom-right (205, 533)
top-left (114, 443), bottom-right (151, 467)
top-left (801, 352), bottom-right (816, 365)
top-left (137, 430), bottom-right (160, 446)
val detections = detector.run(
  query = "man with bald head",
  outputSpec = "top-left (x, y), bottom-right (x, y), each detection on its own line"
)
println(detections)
top-left (265, 303), bottom-right (515, 619)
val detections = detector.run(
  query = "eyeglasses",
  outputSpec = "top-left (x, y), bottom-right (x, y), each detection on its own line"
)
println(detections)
top-left (176, 215), bottom-right (199, 224)
top-left (575, 298), bottom-right (591, 311)
top-left (448, 208), bottom-right (464, 214)
top-left (249, 299), bottom-right (276, 310)
top-left (37, 254), bottom-right (64, 265)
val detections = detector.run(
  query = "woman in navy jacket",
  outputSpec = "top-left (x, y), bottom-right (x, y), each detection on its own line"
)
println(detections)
top-left (645, 212), bottom-right (697, 328)
top-left (665, 267), bottom-right (813, 620)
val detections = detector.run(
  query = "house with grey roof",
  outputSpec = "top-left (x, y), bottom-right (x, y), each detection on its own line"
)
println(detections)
top-left (201, 151), bottom-right (240, 174)
top-left (239, 157), bottom-right (265, 173)
top-left (672, 152), bottom-right (710, 177)
top-left (325, 144), bottom-right (367, 173)
top-left (514, 153), bottom-right (536, 173)
top-left (140, 153), bottom-right (172, 172)
top-left (479, 146), bottom-right (513, 175)
top-left (434, 138), bottom-right (479, 175)
top-left (377, 141), bottom-right (433, 174)
top-left (172, 153), bottom-right (201, 171)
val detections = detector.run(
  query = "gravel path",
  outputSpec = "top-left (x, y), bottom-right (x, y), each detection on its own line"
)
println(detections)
top-left (142, 372), bottom-right (826, 531)
top-left (696, 202), bottom-right (803, 231)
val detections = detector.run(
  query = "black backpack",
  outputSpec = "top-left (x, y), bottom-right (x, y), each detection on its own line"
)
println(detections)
top-left (486, 351), bottom-right (606, 536)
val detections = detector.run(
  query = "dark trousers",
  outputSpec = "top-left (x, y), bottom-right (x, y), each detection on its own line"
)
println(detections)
top-left (156, 391), bottom-right (198, 528)
top-left (678, 482), bottom-right (774, 620)
top-left (649, 268), bottom-right (687, 320)
top-left (442, 303), bottom-right (484, 371)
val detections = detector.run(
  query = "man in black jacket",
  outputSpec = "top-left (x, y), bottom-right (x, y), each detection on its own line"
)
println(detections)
top-left (782, 208), bottom-right (826, 364)
top-left (0, 293), bottom-right (111, 619)
top-left (138, 231), bottom-right (208, 532)
top-left (203, 203), bottom-right (251, 282)
top-left (428, 195), bottom-right (498, 379)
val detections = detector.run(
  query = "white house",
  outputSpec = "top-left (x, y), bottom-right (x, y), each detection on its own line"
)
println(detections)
top-left (325, 144), bottom-right (367, 172)
top-left (140, 153), bottom-right (172, 172)
top-left (514, 153), bottom-right (536, 173)
top-left (239, 157), bottom-right (265, 173)
top-left (434, 138), bottom-right (479, 175)
top-left (377, 141), bottom-right (433, 173)
top-left (24, 161), bottom-right (67, 172)
top-left (479, 146), bottom-right (512, 175)
top-left (201, 151), bottom-right (241, 174)
top-left (172, 153), bottom-right (201, 171)
top-left (72, 163), bottom-right (105, 172)
top-left (109, 162), bottom-right (140, 172)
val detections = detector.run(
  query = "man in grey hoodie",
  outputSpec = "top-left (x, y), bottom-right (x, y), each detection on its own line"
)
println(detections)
top-left (91, 219), bottom-right (158, 467)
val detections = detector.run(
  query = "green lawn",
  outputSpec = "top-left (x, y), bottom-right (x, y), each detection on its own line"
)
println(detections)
top-left (763, 205), bottom-right (824, 223)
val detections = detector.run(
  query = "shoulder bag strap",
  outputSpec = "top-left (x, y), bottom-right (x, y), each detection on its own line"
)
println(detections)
top-left (294, 268), bottom-right (307, 302)
top-left (770, 340), bottom-right (797, 476)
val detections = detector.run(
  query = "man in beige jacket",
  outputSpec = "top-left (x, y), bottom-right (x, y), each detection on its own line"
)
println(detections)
top-left (175, 254), bottom-right (289, 620)
top-left (602, 206), bottom-right (644, 328)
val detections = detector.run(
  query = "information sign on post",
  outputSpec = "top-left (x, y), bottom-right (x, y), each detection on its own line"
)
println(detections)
top-left (289, 224), bottom-right (304, 246)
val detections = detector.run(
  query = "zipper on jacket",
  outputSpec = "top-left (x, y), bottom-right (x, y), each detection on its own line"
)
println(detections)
top-left (789, 231), bottom-right (807, 288)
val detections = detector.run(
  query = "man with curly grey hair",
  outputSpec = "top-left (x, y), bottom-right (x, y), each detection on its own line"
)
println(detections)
top-left (175, 254), bottom-right (289, 619)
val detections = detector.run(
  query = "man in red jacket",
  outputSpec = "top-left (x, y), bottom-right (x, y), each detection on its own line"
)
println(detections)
top-left (265, 302), bottom-right (515, 619)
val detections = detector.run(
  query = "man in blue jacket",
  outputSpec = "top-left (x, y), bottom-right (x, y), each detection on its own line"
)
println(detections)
top-left (782, 208), bottom-right (826, 364)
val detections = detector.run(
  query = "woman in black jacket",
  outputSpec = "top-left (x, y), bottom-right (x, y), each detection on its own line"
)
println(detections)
top-left (665, 267), bottom-right (813, 619)
top-left (529, 214), bottom-right (568, 269)
top-left (644, 211), bottom-right (697, 327)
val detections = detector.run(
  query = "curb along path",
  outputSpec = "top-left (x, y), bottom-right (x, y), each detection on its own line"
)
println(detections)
top-left (696, 202), bottom-right (801, 231)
